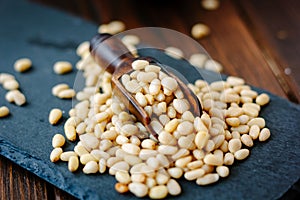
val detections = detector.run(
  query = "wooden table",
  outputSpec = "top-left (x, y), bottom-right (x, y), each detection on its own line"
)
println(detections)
top-left (1, 0), bottom-right (299, 199)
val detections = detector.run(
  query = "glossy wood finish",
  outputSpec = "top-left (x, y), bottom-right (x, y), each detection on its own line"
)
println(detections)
top-left (2, 0), bottom-right (299, 199)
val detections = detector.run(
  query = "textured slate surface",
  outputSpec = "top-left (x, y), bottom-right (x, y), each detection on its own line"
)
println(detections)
top-left (0, 0), bottom-right (299, 199)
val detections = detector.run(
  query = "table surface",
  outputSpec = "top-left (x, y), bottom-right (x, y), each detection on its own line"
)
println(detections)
top-left (1, 0), bottom-right (299, 199)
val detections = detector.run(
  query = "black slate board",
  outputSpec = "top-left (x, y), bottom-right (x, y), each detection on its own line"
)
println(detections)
top-left (0, 0), bottom-right (300, 199)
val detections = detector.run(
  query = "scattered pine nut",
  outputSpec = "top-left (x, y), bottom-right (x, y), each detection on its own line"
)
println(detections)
top-left (49, 108), bottom-right (63, 125)
top-left (0, 106), bottom-right (10, 118)
top-left (201, 0), bottom-right (220, 10)
top-left (191, 23), bottom-right (210, 39)
top-left (53, 61), bottom-right (73, 74)
top-left (52, 134), bottom-right (65, 148)
top-left (14, 58), bottom-right (32, 72)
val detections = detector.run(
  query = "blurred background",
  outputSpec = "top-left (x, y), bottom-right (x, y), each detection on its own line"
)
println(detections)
top-left (30, 0), bottom-right (300, 103)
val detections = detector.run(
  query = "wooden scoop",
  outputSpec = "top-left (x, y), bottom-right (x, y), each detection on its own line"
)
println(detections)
top-left (90, 33), bottom-right (202, 138)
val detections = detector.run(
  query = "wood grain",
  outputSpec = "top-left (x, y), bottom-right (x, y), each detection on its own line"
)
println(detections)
top-left (2, 0), bottom-right (299, 199)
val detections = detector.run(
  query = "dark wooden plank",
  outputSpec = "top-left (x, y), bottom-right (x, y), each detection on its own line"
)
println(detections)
top-left (0, 156), bottom-right (51, 200)
top-left (235, 0), bottom-right (300, 103)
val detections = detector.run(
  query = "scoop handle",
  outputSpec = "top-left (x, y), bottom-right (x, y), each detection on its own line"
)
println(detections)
top-left (90, 33), bottom-right (135, 74)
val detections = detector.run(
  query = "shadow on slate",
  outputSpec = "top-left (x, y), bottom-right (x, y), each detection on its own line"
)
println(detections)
top-left (0, 0), bottom-right (299, 199)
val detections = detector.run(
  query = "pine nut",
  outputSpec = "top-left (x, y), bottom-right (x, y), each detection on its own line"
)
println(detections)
top-left (228, 138), bottom-right (242, 153)
top-left (247, 117), bottom-right (265, 128)
top-left (0, 73), bottom-right (14, 83)
top-left (173, 99), bottom-right (189, 114)
top-left (204, 59), bottom-right (223, 72)
top-left (167, 167), bottom-right (183, 179)
top-left (122, 143), bottom-right (140, 155)
top-left (175, 156), bottom-right (192, 168)
top-left (241, 134), bottom-right (253, 147)
top-left (171, 148), bottom-right (189, 160)
top-left (234, 149), bottom-right (250, 160)
top-left (202, 0), bottom-right (220, 10)
top-left (128, 182), bottom-right (148, 198)
top-left (50, 148), bottom-right (63, 162)
top-left (256, 93), bottom-right (270, 106)
top-left (259, 128), bottom-right (271, 142)
top-left (216, 166), bottom-right (229, 177)
top-left (189, 53), bottom-right (207, 68)
top-left (132, 60), bottom-right (149, 70)
top-left (158, 145), bottom-right (178, 155)
top-left (52, 134), bottom-right (65, 148)
top-left (0, 106), bottom-right (10, 118)
top-left (58, 89), bottom-right (76, 99)
top-left (49, 108), bottom-right (63, 125)
top-left (196, 173), bottom-right (219, 185)
top-left (64, 126), bottom-right (77, 141)
top-left (227, 76), bottom-right (245, 86)
top-left (68, 156), bottom-right (79, 172)
top-left (195, 131), bottom-right (209, 149)
top-left (53, 61), bottom-right (72, 74)
top-left (204, 154), bottom-right (223, 166)
top-left (165, 46), bottom-right (184, 59)
top-left (83, 160), bottom-right (99, 174)
top-left (76, 41), bottom-right (90, 57)
top-left (115, 170), bottom-right (131, 184)
top-left (3, 79), bottom-right (19, 90)
top-left (52, 83), bottom-right (69, 96)
top-left (149, 185), bottom-right (168, 199)
top-left (224, 152), bottom-right (234, 165)
top-left (177, 121), bottom-right (194, 135)
top-left (115, 183), bottom-right (129, 194)
top-left (14, 58), bottom-right (32, 72)
top-left (249, 125), bottom-right (260, 140)
top-left (60, 151), bottom-right (77, 161)
top-left (184, 169), bottom-right (205, 180)
top-left (156, 173), bottom-right (169, 185)
top-left (167, 179), bottom-right (181, 196)
top-left (191, 23), bottom-right (210, 39)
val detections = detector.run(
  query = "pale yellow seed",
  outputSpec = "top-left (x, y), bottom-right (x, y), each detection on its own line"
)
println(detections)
top-left (132, 60), bottom-right (149, 70)
top-left (247, 117), bottom-right (265, 129)
top-left (165, 119), bottom-right (180, 133)
top-left (52, 83), bottom-right (69, 96)
top-left (128, 182), bottom-right (148, 198)
top-left (50, 148), bottom-right (63, 162)
top-left (194, 131), bottom-right (209, 149)
top-left (184, 169), bottom-right (205, 180)
top-left (165, 46), bottom-right (184, 59)
top-left (216, 166), bottom-right (230, 177)
top-left (64, 126), bottom-right (77, 141)
top-left (201, 0), bottom-right (220, 10)
top-left (60, 151), bottom-right (77, 161)
top-left (52, 134), bottom-right (65, 148)
top-left (167, 167), bottom-right (183, 179)
top-left (241, 134), bottom-right (253, 147)
top-left (204, 154), bottom-right (223, 166)
top-left (0, 106), bottom-right (10, 118)
top-left (3, 79), bottom-right (19, 90)
top-left (68, 156), bottom-right (79, 172)
top-left (259, 128), bottom-right (271, 142)
top-left (167, 179), bottom-right (181, 196)
top-left (224, 152), bottom-right (234, 165)
top-left (57, 89), bottom-right (76, 99)
top-left (256, 93), bottom-right (270, 106)
top-left (14, 58), bottom-right (32, 72)
top-left (234, 149), bottom-right (250, 160)
top-left (191, 23), bottom-right (210, 39)
top-left (83, 160), bottom-right (99, 174)
top-left (53, 61), bottom-right (72, 74)
top-left (149, 185), bottom-right (168, 199)
top-left (228, 138), bottom-right (242, 153)
top-left (249, 125), bottom-right (260, 140)
top-left (49, 108), bottom-right (63, 125)
top-left (196, 173), bottom-right (219, 185)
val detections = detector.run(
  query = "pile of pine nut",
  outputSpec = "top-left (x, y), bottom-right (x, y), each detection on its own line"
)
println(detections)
top-left (49, 38), bottom-right (271, 199)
